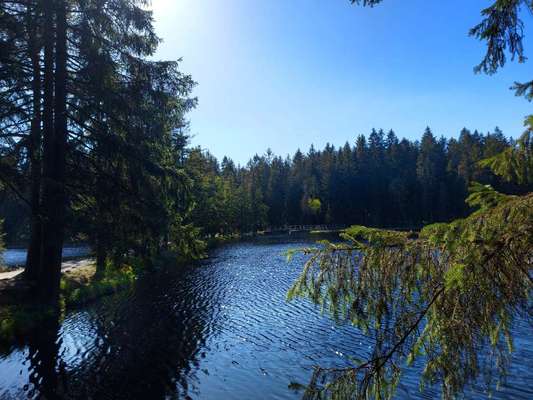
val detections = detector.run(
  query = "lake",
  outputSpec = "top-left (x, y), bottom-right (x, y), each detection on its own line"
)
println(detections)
top-left (1, 246), bottom-right (91, 267)
top-left (0, 236), bottom-right (531, 399)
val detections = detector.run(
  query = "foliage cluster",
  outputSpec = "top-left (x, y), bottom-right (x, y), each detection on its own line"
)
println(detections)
top-left (286, 1), bottom-right (533, 394)
top-left (288, 134), bottom-right (533, 399)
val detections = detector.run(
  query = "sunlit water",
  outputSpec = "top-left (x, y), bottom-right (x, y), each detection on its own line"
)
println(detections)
top-left (0, 236), bottom-right (532, 399)
top-left (1, 246), bottom-right (90, 267)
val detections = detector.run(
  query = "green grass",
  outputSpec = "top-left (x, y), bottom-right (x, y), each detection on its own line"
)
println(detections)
top-left (61, 263), bottom-right (136, 307)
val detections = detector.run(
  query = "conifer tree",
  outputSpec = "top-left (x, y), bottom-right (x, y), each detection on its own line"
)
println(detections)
top-left (285, 2), bottom-right (533, 398)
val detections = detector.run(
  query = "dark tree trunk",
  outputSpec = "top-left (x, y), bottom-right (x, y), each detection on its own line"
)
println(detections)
top-left (39, 0), bottom-right (55, 298)
top-left (95, 179), bottom-right (108, 277)
top-left (40, 0), bottom-right (68, 302)
top-left (25, 3), bottom-right (43, 281)
top-left (94, 119), bottom-right (108, 277)
top-left (95, 238), bottom-right (107, 277)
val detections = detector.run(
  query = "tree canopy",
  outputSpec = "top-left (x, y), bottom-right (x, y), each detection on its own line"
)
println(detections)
top-left (0, 0), bottom-right (199, 299)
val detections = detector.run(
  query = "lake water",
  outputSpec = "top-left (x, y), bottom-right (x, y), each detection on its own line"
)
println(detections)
top-left (0, 236), bottom-right (531, 399)
top-left (1, 246), bottom-right (91, 267)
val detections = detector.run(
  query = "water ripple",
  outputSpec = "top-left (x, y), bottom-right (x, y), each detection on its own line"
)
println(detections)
top-left (0, 237), bottom-right (532, 399)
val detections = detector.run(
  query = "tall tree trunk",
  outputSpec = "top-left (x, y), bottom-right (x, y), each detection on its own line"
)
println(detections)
top-left (53, 0), bottom-right (68, 295)
top-left (39, 0), bottom-right (55, 298)
top-left (25, 3), bottom-right (43, 281)
top-left (95, 164), bottom-right (107, 277)
top-left (40, 0), bottom-right (68, 302)
top-left (95, 185), bottom-right (111, 276)
top-left (94, 115), bottom-right (108, 277)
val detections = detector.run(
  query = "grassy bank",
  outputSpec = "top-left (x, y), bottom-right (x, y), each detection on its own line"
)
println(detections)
top-left (60, 262), bottom-right (137, 307)
top-left (0, 261), bottom-right (137, 350)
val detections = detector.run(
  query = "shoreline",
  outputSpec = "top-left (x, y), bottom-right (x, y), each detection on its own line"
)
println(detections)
top-left (0, 257), bottom-right (95, 281)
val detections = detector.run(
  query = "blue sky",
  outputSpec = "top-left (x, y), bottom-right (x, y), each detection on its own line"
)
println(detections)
top-left (151, 0), bottom-right (532, 164)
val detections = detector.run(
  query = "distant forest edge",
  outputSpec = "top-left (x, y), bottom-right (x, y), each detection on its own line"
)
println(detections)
top-left (170, 126), bottom-right (522, 235)
top-left (1, 125), bottom-right (520, 244)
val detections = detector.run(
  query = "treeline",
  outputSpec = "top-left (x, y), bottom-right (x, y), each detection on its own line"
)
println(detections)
top-left (0, 0), bottom-right (201, 300)
top-left (186, 127), bottom-right (512, 234)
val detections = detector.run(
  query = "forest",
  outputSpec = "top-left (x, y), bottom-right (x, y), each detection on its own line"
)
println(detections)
top-left (180, 126), bottom-right (516, 234)
top-left (0, 0), bottom-right (532, 399)
top-left (1, 126), bottom-right (518, 243)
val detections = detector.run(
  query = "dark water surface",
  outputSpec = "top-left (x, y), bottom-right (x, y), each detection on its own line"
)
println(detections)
top-left (1, 237), bottom-right (532, 399)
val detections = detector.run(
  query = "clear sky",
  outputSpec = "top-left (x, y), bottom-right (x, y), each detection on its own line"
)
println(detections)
top-left (151, 0), bottom-right (532, 164)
